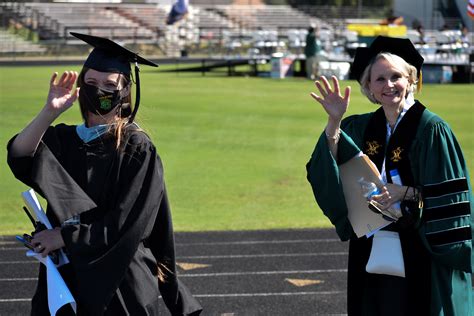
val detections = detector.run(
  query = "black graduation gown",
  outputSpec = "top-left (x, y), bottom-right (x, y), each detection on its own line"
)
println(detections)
top-left (7, 124), bottom-right (202, 316)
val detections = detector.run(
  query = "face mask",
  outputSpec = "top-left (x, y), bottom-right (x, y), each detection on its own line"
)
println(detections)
top-left (79, 82), bottom-right (123, 115)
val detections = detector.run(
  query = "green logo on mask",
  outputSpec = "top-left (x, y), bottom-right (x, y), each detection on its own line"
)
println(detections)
top-left (99, 96), bottom-right (112, 110)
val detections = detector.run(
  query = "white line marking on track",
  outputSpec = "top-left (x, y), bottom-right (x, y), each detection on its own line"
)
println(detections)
top-left (0, 242), bottom-right (16, 246)
top-left (0, 247), bottom-right (25, 251)
top-left (0, 292), bottom-right (345, 304)
top-left (179, 252), bottom-right (347, 259)
top-left (1, 239), bottom-right (343, 250)
top-left (0, 298), bottom-right (31, 303)
top-left (181, 269), bottom-right (347, 277)
top-left (0, 269), bottom-right (347, 282)
top-left (176, 239), bottom-right (340, 246)
top-left (0, 252), bottom-right (347, 264)
top-left (0, 278), bottom-right (37, 282)
top-left (193, 291), bottom-right (345, 298)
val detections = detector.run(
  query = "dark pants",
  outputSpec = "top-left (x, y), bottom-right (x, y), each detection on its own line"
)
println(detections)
top-left (347, 232), bottom-right (430, 316)
top-left (363, 273), bottom-right (409, 316)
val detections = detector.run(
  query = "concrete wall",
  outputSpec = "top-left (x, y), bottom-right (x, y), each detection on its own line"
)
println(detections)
top-left (394, 0), bottom-right (436, 30)
top-left (394, 0), bottom-right (473, 31)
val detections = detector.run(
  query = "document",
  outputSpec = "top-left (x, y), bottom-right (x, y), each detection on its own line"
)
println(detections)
top-left (21, 189), bottom-right (69, 265)
top-left (27, 251), bottom-right (76, 315)
top-left (339, 154), bottom-right (392, 238)
top-left (20, 189), bottom-right (76, 315)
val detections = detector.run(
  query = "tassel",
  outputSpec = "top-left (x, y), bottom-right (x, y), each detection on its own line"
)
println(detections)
top-left (128, 61), bottom-right (140, 123)
top-left (416, 71), bottom-right (423, 93)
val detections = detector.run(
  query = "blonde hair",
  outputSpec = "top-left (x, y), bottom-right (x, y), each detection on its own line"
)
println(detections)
top-left (77, 67), bottom-right (135, 149)
top-left (359, 52), bottom-right (418, 104)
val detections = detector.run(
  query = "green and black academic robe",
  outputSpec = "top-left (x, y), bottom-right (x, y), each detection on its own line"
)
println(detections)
top-left (306, 101), bottom-right (473, 316)
top-left (7, 124), bottom-right (202, 316)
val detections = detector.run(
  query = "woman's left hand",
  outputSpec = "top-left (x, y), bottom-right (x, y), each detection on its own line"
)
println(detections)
top-left (371, 184), bottom-right (406, 210)
top-left (31, 227), bottom-right (65, 258)
top-left (44, 71), bottom-right (79, 116)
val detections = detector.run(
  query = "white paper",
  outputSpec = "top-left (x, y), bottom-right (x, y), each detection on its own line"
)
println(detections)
top-left (365, 230), bottom-right (405, 277)
top-left (21, 189), bottom-right (69, 266)
top-left (22, 189), bottom-right (52, 229)
top-left (27, 251), bottom-right (77, 315)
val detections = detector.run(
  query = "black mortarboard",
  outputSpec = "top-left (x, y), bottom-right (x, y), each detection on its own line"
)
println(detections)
top-left (70, 32), bottom-right (158, 122)
top-left (351, 36), bottom-right (424, 83)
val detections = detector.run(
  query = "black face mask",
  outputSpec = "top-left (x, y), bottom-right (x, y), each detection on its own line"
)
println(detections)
top-left (79, 82), bottom-right (123, 115)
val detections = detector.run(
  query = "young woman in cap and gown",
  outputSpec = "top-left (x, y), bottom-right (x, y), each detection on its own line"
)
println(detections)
top-left (306, 36), bottom-right (473, 315)
top-left (7, 33), bottom-right (202, 316)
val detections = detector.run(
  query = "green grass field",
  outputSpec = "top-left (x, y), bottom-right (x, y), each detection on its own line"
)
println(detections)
top-left (0, 65), bottom-right (473, 235)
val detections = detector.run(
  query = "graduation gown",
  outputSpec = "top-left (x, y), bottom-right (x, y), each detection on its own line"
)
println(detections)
top-left (306, 101), bottom-right (473, 316)
top-left (7, 124), bottom-right (202, 316)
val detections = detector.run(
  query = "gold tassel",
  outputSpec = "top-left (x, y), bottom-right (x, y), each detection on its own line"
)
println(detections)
top-left (417, 71), bottom-right (423, 93)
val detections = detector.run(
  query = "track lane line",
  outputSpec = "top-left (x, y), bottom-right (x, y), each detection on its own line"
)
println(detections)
top-left (0, 268), bottom-right (347, 282)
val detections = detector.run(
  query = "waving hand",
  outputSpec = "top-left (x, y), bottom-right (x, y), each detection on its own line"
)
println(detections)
top-left (310, 75), bottom-right (351, 123)
top-left (9, 70), bottom-right (80, 157)
top-left (45, 71), bottom-right (79, 115)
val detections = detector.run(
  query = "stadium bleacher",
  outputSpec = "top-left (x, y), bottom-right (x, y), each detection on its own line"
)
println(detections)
top-left (0, 1), bottom-right (471, 81)
top-left (0, 28), bottom-right (46, 55)
top-left (24, 2), bottom-right (155, 42)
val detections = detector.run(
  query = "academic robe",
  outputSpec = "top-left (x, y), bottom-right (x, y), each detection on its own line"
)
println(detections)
top-left (306, 101), bottom-right (473, 316)
top-left (7, 124), bottom-right (203, 316)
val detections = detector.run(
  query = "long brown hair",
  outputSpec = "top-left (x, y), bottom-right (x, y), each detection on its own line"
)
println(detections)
top-left (77, 69), bottom-right (171, 282)
top-left (77, 67), bottom-right (134, 149)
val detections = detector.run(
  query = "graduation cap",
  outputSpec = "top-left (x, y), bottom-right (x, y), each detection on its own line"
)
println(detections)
top-left (351, 36), bottom-right (424, 85)
top-left (70, 32), bottom-right (158, 123)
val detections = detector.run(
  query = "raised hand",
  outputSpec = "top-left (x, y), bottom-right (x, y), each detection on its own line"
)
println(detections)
top-left (44, 71), bottom-right (79, 115)
top-left (310, 75), bottom-right (351, 122)
top-left (9, 71), bottom-right (80, 158)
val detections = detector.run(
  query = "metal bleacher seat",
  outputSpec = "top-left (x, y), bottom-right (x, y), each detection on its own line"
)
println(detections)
top-left (23, 3), bottom-right (155, 43)
top-left (0, 29), bottom-right (46, 54)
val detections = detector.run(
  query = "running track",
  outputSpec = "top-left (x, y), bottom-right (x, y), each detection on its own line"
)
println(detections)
top-left (0, 229), bottom-right (348, 315)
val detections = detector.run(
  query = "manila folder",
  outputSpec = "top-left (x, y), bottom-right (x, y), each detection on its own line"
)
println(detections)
top-left (339, 154), bottom-right (391, 238)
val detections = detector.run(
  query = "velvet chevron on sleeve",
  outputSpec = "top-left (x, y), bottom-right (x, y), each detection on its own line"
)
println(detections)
top-left (306, 102), bottom-right (473, 315)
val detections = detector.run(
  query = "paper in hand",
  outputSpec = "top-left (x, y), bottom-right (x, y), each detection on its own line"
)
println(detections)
top-left (27, 251), bottom-right (76, 315)
top-left (21, 189), bottom-right (69, 266)
top-left (338, 154), bottom-right (392, 238)
top-left (22, 189), bottom-right (52, 229)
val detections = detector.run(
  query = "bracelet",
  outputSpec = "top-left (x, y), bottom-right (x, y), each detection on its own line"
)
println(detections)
top-left (325, 128), bottom-right (341, 143)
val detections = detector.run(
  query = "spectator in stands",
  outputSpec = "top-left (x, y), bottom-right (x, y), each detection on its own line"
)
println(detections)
top-left (440, 23), bottom-right (450, 31)
top-left (306, 36), bottom-right (473, 315)
top-left (304, 26), bottom-right (323, 80)
top-left (412, 19), bottom-right (426, 44)
top-left (167, 0), bottom-right (189, 25)
top-left (415, 24), bottom-right (426, 45)
top-left (460, 23), bottom-right (470, 45)
top-left (7, 32), bottom-right (202, 316)
top-left (381, 9), bottom-right (404, 25)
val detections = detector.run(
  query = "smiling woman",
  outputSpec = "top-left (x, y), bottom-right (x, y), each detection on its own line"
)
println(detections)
top-left (360, 53), bottom-right (417, 111)
top-left (364, 56), bottom-right (412, 127)
top-left (306, 36), bottom-right (473, 315)
top-left (76, 68), bottom-right (133, 144)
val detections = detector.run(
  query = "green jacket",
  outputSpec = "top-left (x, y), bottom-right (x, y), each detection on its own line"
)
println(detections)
top-left (306, 102), bottom-right (473, 315)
